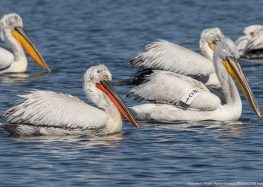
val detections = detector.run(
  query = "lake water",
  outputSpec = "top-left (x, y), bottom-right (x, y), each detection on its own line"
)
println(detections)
top-left (0, 0), bottom-right (263, 186)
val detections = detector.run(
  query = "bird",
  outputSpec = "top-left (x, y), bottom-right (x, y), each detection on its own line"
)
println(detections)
top-left (0, 13), bottom-right (50, 74)
top-left (1, 64), bottom-right (139, 136)
top-left (235, 25), bottom-right (263, 60)
top-left (127, 37), bottom-right (261, 121)
top-left (128, 27), bottom-right (224, 87)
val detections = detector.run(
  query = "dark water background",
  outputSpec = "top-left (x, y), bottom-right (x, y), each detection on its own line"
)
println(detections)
top-left (0, 0), bottom-right (263, 186)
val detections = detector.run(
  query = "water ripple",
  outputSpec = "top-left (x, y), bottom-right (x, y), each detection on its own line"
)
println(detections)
top-left (0, 0), bottom-right (263, 186)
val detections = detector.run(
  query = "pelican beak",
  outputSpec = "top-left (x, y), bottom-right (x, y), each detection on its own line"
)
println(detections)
top-left (11, 27), bottom-right (51, 73)
top-left (96, 81), bottom-right (140, 128)
top-left (223, 57), bottom-right (261, 118)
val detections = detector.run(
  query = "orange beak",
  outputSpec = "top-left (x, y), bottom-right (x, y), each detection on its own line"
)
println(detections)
top-left (96, 81), bottom-right (139, 128)
top-left (11, 27), bottom-right (51, 73)
top-left (223, 57), bottom-right (261, 118)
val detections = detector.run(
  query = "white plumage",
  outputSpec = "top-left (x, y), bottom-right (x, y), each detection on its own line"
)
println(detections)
top-left (5, 90), bottom-right (108, 130)
top-left (130, 40), bottom-right (214, 76)
top-left (128, 70), bottom-right (221, 111)
top-left (129, 28), bottom-right (224, 87)
top-left (235, 25), bottom-right (263, 59)
top-left (2, 65), bottom-right (139, 136)
top-left (0, 13), bottom-right (50, 73)
top-left (129, 38), bottom-right (261, 121)
top-left (0, 48), bottom-right (14, 70)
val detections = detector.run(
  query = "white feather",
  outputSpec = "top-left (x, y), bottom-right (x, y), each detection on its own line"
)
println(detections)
top-left (2, 64), bottom-right (138, 136)
top-left (0, 47), bottom-right (14, 70)
top-left (235, 25), bottom-right (263, 57)
top-left (128, 70), bottom-right (221, 111)
top-left (128, 38), bottom-right (256, 121)
top-left (4, 90), bottom-right (109, 130)
top-left (130, 40), bottom-right (214, 76)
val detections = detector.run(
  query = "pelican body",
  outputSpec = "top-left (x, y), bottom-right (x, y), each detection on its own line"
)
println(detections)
top-left (0, 13), bottom-right (50, 74)
top-left (128, 38), bottom-right (261, 121)
top-left (128, 28), bottom-right (224, 87)
top-left (2, 65), bottom-right (139, 136)
top-left (235, 25), bottom-right (263, 59)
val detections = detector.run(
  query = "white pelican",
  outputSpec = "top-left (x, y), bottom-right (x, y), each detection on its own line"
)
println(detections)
top-left (1, 65), bottom-right (139, 136)
top-left (128, 37), bottom-right (261, 121)
top-left (129, 27), bottom-right (224, 87)
top-left (0, 13), bottom-right (50, 73)
top-left (235, 25), bottom-right (263, 59)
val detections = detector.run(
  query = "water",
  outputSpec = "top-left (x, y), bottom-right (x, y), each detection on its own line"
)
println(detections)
top-left (0, 0), bottom-right (263, 186)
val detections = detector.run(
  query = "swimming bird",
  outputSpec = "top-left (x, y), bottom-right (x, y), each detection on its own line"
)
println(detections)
top-left (235, 25), bottom-right (263, 59)
top-left (128, 27), bottom-right (224, 87)
top-left (0, 13), bottom-right (50, 74)
top-left (2, 65), bottom-right (139, 136)
top-left (128, 37), bottom-right (261, 121)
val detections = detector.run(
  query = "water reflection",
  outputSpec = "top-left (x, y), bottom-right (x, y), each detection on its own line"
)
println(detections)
top-left (139, 120), bottom-right (247, 138)
top-left (0, 73), bottom-right (46, 85)
top-left (6, 132), bottom-right (124, 149)
top-left (0, 0), bottom-right (263, 186)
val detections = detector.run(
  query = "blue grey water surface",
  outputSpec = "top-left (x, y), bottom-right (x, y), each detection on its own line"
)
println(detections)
top-left (0, 0), bottom-right (263, 186)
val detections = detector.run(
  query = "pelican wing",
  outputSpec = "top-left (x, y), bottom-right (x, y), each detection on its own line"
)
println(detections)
top-left (0, 47), bottom-right (14, 70)
top-left (128, 71), bottom-right (221, 111)
top-left (130, 40), bottom-right (214, 76)
top-left (3, 90), bottom-right (109, 130)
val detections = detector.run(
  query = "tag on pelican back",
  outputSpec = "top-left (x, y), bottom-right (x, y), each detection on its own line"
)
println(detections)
top-left (180, 89), bottom-right (200, 106)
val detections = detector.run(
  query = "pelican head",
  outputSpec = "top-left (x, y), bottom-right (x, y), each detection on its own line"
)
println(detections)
top-left (200, 27), bottom-right (224, 60)
top-left (215, 38), bottom-right (261, 118)
top-left (0, 13), bottom-right (23, 33)
top-left (84, 64), bottom-right (112, 84)
top-left (84, 64), bottom-right (140, 128)
top-left (0, 13), bottom-right (50, 72)
top-left (243, 25), bottom-right (263, 37)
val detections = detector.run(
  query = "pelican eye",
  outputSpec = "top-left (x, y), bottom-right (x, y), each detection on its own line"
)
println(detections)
top-left (213, 38), bottom-right (220, 44)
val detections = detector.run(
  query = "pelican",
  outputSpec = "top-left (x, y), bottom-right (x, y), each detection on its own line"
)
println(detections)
top-left (128, 37), bottom-right (261, 121)
top-left (1, 65), bottom-right (139, 136)
top-left (235, 25), bottom-right (263, 59)
top-left (0, 13), bottom-right (50, 74)
top-left (128, 27), bottom-right (224, 87)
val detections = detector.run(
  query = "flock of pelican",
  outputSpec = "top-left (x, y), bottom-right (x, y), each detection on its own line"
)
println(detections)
top-left (128, 37), bottom-right (261, 121)
top-left (0, 13), bottom-right (262, 136)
